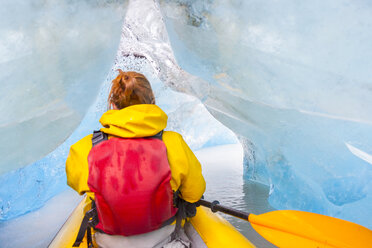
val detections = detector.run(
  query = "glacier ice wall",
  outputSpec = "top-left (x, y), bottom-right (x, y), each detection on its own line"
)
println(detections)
top-left (158, 0), bottom-right (372, 228)
top-left (0, 0), bottom-right (237, 220)
top-left (0, 54), bottom-right (237, 220)
top-left (1, 0), bottom-right (372, 230)
top-left (0, 0), bottom-right (125, 174)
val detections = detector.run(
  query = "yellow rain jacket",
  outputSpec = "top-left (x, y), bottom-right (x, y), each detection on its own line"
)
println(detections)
top-left (66, 104), bottom-right (206, 204)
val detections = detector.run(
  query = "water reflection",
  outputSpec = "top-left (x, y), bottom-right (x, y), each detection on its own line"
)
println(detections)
top-left (196, 144), bottom-right (276, 248)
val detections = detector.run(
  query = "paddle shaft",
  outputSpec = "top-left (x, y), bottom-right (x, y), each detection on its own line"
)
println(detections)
top-left (197, 199), bottom-right (250, 220)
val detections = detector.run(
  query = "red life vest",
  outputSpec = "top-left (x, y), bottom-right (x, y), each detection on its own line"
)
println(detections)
top-left (87, 134), bottom-right (178, 236)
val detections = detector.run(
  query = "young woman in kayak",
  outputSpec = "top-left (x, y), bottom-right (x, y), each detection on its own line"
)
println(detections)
top-left (66, 70), bottom-right (206, 247)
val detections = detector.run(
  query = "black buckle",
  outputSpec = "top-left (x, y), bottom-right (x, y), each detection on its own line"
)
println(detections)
top-left (86, 208), bottom-right (99, 227)
top-left (92, 130), bottom-right (108, 147)
top-left (72, 207), bottom-right (98, 247)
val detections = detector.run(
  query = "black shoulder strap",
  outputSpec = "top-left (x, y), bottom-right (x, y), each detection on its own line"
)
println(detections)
top-left (92, 130), bottom-right (162, 145)
top-left (171, 190), bottom-right (198, 240)
top-left (73, 201), bottom-right (98, 247)
top-left (92, 130), bottom-right (108, 147)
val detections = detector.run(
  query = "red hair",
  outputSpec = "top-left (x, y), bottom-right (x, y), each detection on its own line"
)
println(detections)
top-left (108, 70), bottom-right (155, 109)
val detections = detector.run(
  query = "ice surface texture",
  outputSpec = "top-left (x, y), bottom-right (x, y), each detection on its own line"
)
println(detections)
top-left (0, 0), bottom-right (125, 174)
top-left (159, 0), bottom-right (372, 228)
top-left (0, 0), bottom-right (237, 221)
top-left (1, 0), bottom-right (372, 230)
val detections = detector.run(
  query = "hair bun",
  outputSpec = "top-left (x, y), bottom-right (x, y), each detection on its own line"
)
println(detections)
top-left (108, 70), bottom-right (155, 109)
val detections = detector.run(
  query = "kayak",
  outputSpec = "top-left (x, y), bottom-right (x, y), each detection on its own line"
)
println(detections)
top-left (49, 195), bottom-right (256, 248)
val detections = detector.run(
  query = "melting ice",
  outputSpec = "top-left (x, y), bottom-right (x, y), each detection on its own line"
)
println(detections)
top-left (158, 0), bottom-right (372, 228)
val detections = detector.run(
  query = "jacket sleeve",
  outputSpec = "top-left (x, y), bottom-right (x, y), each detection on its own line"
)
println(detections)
top-left (162, 131), bottom-right (206, 203)
top-left (65, 134), bottom-right (93, 195)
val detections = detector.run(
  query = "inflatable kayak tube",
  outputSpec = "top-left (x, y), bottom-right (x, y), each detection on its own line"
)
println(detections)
top-left (49, 196), bottom-right (256, 248)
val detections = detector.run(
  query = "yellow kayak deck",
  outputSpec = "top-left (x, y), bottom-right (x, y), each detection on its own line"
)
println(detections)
top-left (49, 196), bottom-right (255, 248)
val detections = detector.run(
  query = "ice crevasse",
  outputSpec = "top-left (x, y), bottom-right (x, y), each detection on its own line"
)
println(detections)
top-left (1, 0), bottom-right (372, 231)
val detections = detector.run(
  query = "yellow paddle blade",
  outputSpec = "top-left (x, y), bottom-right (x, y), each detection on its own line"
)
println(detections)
top-left (249, 210), bottom-right (372, 248)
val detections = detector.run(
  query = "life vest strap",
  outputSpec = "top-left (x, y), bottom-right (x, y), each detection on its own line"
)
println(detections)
top-left (92, 130), bottom-right (163, 147)
top-left (73, 201), bottom-right (98, 247)
top-left (161, 214), bottom-right (176, 227)
top-left (73, 200), bottom-right (175, 247)
top-left (92, 130), bottom-right (108, 147)
top-left (171, 191), bottom-right (199, 241)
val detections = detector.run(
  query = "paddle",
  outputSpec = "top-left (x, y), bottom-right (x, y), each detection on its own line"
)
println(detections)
top-left (197, 199), bottom-right (372, 248)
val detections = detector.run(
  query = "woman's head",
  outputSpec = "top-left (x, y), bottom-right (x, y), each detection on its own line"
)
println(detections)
top-left (108, 70), bottom-right (155, 109)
